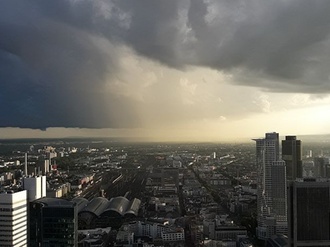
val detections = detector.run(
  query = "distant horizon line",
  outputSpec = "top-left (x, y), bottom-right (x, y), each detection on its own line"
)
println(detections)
top-left (1, 133), bottom-right (330, 143)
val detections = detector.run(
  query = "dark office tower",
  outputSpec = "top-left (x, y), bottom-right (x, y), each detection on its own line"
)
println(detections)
top-left (288, 178), bottom-right (330, 247)
top-left (271, 162), bottom-right (287, 222)
top-left (314, 157), bottom-right (329, 178)
top-left (29, 198), bottom-right (78, 247)
top-left (326, 164), bottom-right (330, 178)
top-left (282, 136), bottom-right (302, 180)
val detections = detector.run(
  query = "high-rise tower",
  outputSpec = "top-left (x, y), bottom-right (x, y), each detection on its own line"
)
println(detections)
top-left (282, 136), bottom-right (302, 180)
top-left (0, 190), bottom-right (28, 247)
top-left (254, 132), bottom-right (287, 240)
top-left (29, 198), bottom-right (78, 246)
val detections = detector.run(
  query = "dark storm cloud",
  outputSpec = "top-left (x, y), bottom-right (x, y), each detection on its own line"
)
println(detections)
top-left (0, 0), bottom-right (140, 129)
top-left (1, 0), bottom-right (330, 129)
top-left (117, 0), bottom-right (330, 92)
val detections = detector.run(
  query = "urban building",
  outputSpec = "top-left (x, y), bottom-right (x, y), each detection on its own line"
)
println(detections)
top-left (46, 182), bottom-right (71, 198)
top-left (266, 234), bottom-right (288, 247)
top-left (254, 132), bottom-right (287, 240)
top-left (313, 157), bottom-right (329, 178)
top-left (282, 136), bottom-right (302, 181)
top-left (116, 229), bottom-right (134, 246)
top-left (204, 215), bottom-right (247, 241)
top-left (29, 197), bottom-right (78, 247)
top-left (271, 161), bottom-right (287, 226)
top-left (115, 220), bottom-right (185, 245)
top-left (161, 229), bottom-right (185, 242)
top-left (23, 176), bottom-right (46, 202)
top-left (0, 190), bottom-right (28, 247)
top-left (288, 178), bottom-right (330, 246)
top-left (78, 227), bottom-right (112, 246)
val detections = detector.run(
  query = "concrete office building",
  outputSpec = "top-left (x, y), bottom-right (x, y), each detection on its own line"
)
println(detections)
top-left (0, 190), bottom-right (28, 247)
top-left (41, 159), bottom-right (51, 175)
top-left (23, 176), bottom-right (46, 202)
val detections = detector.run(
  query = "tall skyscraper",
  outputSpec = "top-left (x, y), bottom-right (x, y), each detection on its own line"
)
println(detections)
top-left (271, 160), bottom-right (288, 236)
top-left (0, 190), bottom-right (28, 247)
top-left (271, 161), bottom-right (287, 222)
top-left (288, 178), bottom-right (330, 246)
top-left (254, 132), bottom-right (287, 240)
top-left (282, 136), bottom-right (302, 180)
top-left (29, 198), bottom-right (78, 246)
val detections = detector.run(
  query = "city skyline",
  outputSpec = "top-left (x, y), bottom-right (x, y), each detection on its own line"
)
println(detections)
top-left (1, 131), bottom-right (330, 245)
top-left (2, 1), bottom-right (330, 142)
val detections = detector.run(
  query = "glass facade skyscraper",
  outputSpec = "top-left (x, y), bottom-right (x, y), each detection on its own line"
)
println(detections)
top-left (282, 136), bottom-right (302, 180)
top-left (29, 198), bottom-right (78, 247)
top-left (288, 178), bottom-right (330, 246)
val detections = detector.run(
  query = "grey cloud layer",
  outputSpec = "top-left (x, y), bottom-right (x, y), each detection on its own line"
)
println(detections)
top-left (1, 0), bottom-right (330, 129)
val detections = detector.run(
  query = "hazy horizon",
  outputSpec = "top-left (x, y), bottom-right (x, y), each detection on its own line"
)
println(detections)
top-left (1, 128), bottom-right (330, 144)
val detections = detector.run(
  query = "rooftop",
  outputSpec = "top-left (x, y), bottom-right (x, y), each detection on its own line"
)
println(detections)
top-left (34, 197), bottom-right (75, 207)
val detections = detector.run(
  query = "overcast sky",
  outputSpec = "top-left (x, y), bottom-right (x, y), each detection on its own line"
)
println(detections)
top-left (1, 0), bottom-right (330, 142)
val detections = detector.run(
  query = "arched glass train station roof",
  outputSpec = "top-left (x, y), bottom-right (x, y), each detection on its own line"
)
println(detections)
top-left (76, 196), bottom-right (141, 217)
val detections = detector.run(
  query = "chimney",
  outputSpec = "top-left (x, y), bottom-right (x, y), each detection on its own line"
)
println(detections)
top-left (25, 153), bottom-right (28, 176)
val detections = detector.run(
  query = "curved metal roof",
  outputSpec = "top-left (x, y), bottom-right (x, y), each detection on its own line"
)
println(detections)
top-left (81, 197), bottom-right (109, 216)
top-left (103, 196), bottom-right (130, 216)
top-left (72, 197), bottom-right (89, 212)
top-left (125, 198), bottom-right (141, 216)
top-left (34, 197), bottom-right (74, 208)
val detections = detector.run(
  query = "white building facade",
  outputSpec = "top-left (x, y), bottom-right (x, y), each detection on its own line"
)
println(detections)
top-left (161, 230), bottom-right (185, 242)
top-left (23, 176), bottom-right (46, 202)
top-left (0, 190), bottom-right (28, 247)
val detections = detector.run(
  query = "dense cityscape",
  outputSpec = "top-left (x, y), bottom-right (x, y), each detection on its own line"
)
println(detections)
top-left (2, 1), bottom-right (330, 247)
top-left (0, 135), bottom-right (330, 246)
